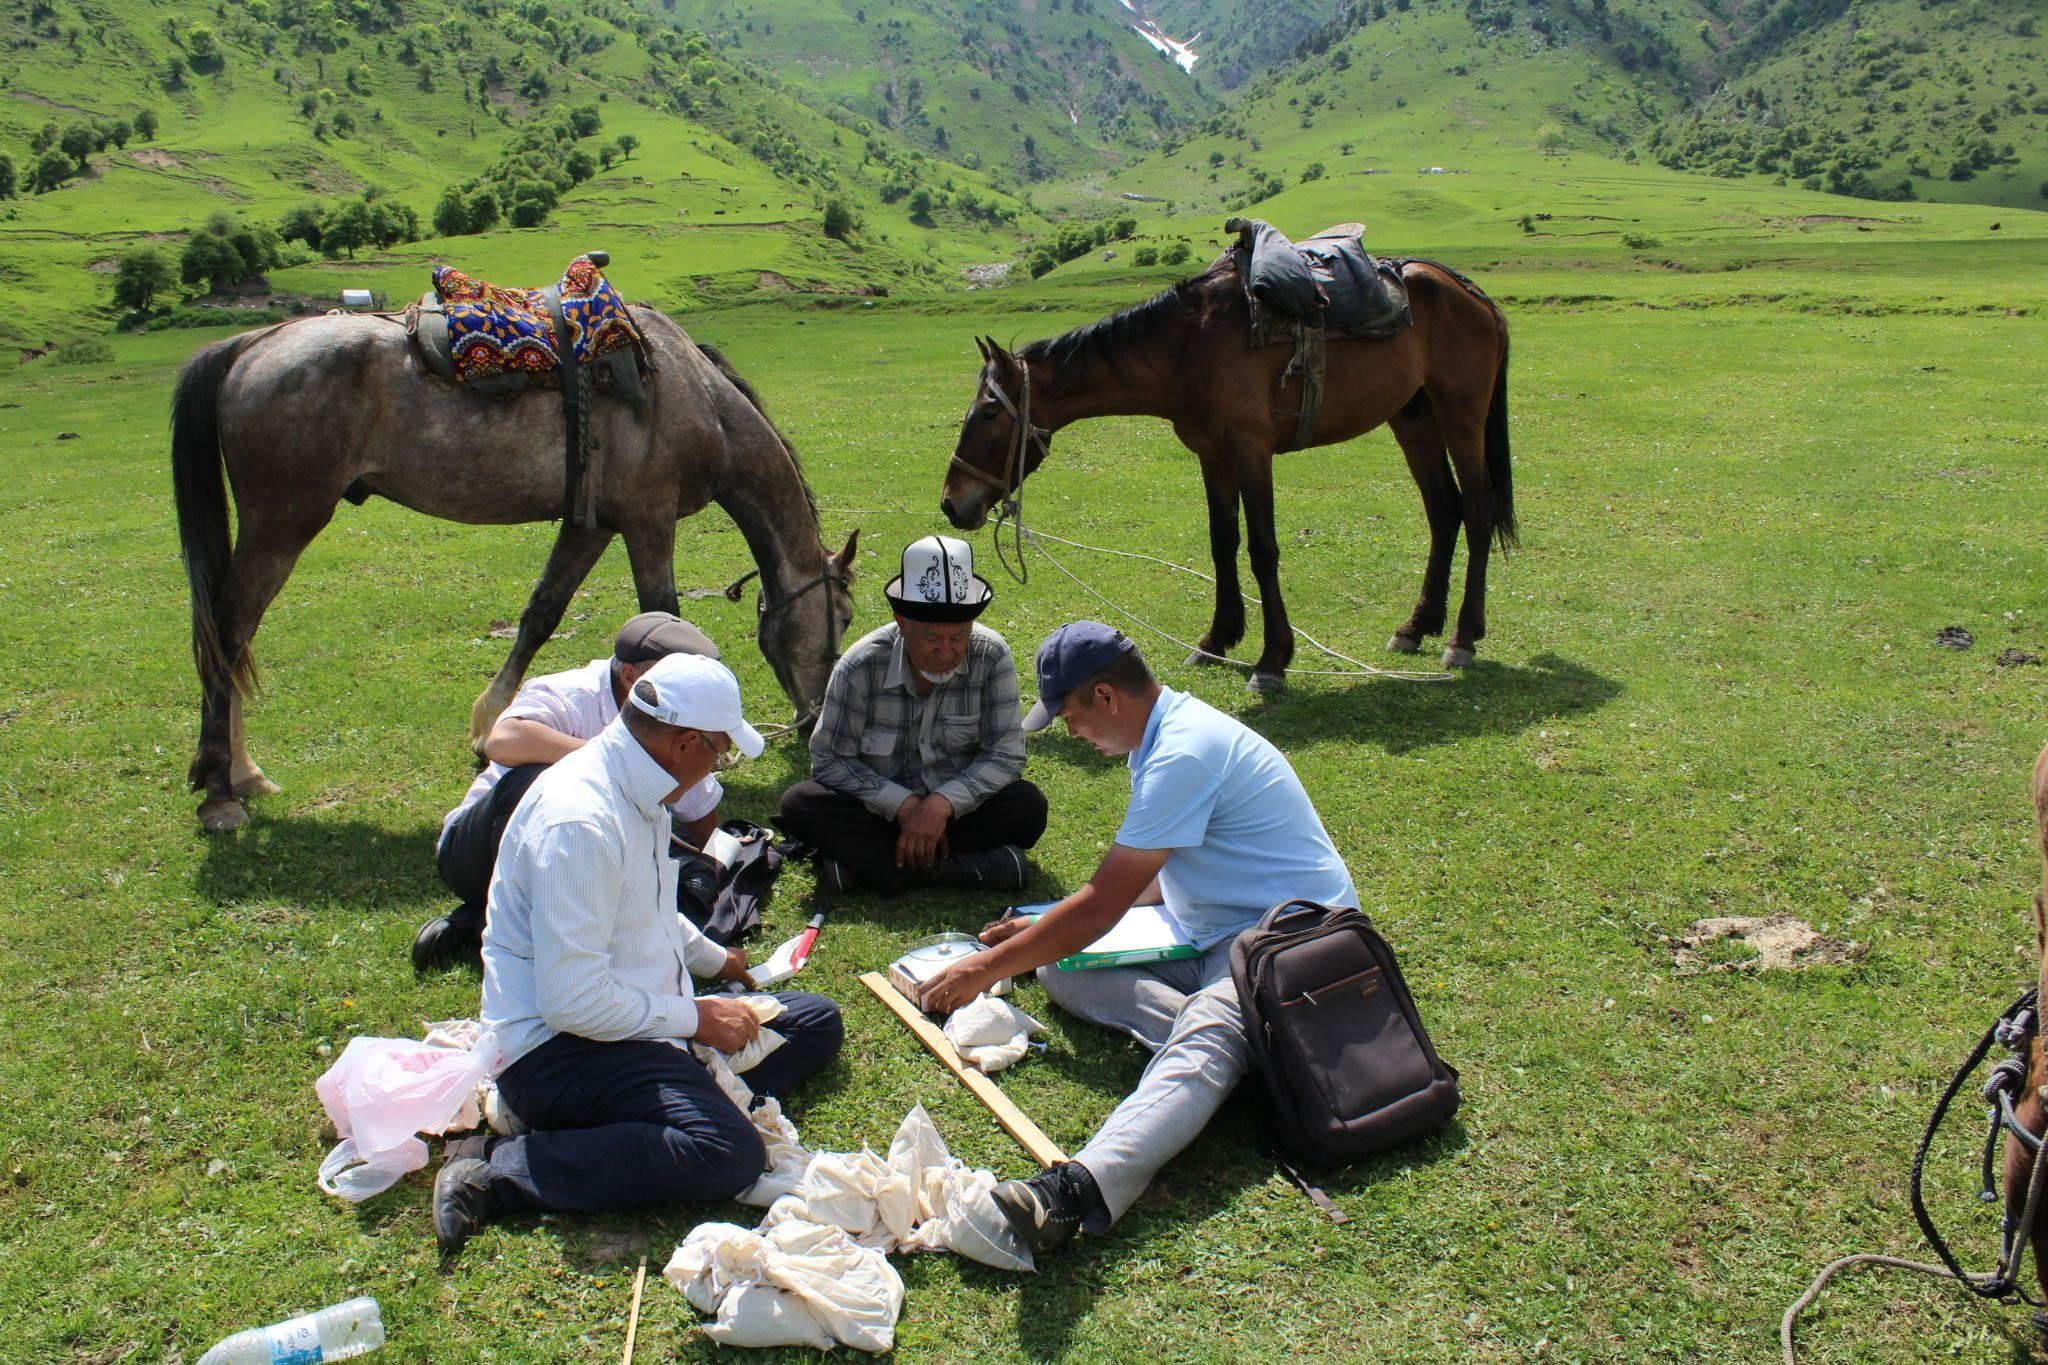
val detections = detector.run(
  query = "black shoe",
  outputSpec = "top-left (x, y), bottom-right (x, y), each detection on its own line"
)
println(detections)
top-left (433, 1156), bottom-right (502, 1258)
top-left (412, 915), bottom-right (482, 973)
top-left (816, 857), bottom-right (858, 895)
top-left (991, 1160), bottom-right (1102, 1253)
top-left (924, 844), bottom-right (1029, 893)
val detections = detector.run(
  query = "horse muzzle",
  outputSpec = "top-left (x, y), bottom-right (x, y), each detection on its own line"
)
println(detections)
top-left (940, 492), bottom-right (989, 531)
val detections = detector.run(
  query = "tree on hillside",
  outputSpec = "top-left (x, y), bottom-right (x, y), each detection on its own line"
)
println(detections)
top-left (279, 204), bottom-right (323, 250)
top-left (184, 25), bottom-right (223, 73)
top-left (1536, 122), bottom-right (1567, 155)
top-left (107, 120), bottom-right (131, 150)
top-left (615, 132), bottom-right (638, 160)
top-left (367, 199), bottom-right (418, 248)
top-left (180, 213), bottom-right (282, 292)
top-left (432, 188), bottom-right (471, 237)
top-left (822, 197), bottom-right (859, 241)
top-left (0, 155), bottom-right (14, 199)
top-left (30, 151), bottom-right (71, 193)
top-left (133, 109), bottom-right (158, 140)
top-left (163, 55), bottom-right (185, 90)
top-left (320, 199), bottom-right (375, 258)
top-left (112, 249), bottom-right (175, 310)
top-left (60, 124), bottom-right (96, 172)
top-left (908, 186), bottom-right (935, 222)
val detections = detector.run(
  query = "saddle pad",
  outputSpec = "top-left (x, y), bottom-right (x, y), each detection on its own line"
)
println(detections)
top-left (430, 256), bottom-right (642, 385)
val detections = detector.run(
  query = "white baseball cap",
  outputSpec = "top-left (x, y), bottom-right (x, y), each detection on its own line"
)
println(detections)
top-left (627, 653), bottom-right (766, 758)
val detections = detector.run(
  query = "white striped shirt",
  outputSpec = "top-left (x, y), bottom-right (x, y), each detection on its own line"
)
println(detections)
top-left (480, 717), bottom-right (731, 1070)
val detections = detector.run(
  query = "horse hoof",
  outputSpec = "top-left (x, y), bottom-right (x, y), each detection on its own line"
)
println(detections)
top-left (199, 797), bottom-right (248, 833)
top-left (1386, 633), bottom-right (1421, 655)
top-left (1441, 646), bottom-right (1475, 670)
top-left (233, 771), bottom-right (281, 799)
top-left (1185, 648), bottom-right (1229, 668)
top-left (1247, 672), bottom-right (1286, 695)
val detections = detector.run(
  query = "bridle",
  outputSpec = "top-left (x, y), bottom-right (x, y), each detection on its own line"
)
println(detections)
top-left (723, 559), bottom-right (853, 722)
top-left (948, 358), bottom-right (1052, 583)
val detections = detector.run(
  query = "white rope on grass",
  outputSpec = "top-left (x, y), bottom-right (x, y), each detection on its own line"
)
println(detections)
top-left (1013, 521), bottom-right (1452, 683)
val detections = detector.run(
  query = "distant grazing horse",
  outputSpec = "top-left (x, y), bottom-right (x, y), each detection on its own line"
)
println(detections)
top-left (941, 250), bottom-right (1514, 690)
top-left (172, 309), bottom-right (857, 832)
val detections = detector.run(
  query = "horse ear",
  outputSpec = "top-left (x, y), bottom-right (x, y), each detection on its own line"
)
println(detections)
top-left (834, 528), bottom-right (860, 577)
top-left (973, 336), bottom-right (992, 363)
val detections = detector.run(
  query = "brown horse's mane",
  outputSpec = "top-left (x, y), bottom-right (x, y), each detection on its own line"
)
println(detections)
top-left (1018, 267), bottom-right (1219, 398)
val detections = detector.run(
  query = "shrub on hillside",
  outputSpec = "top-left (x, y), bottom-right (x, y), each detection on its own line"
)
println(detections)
top-left (0, 155), bottom-right (14, 199)
top-left (142, 307), bottom-right (287, 332)
top-left (432, 107), bottom-right (601, 237)
top-left (181, 214), bottom-right (283, 292)
top-left (1133, 246), bottom-right (1159, 266)
top-left (30, 151), bottom-right (73, 193)
top-left (54, 339), bottom-right (116, 365)
top-left (1159, 242), bottom-right (1191, 266)
top-left (822, 197), bottom-right (860, 241)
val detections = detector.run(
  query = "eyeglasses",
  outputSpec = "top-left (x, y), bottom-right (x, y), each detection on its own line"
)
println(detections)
top-left (690, 730), bottom-right (737, 769)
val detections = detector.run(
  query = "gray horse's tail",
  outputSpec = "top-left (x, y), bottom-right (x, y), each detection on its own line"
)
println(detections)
top-left (171, 330), bottom-right (267, 702)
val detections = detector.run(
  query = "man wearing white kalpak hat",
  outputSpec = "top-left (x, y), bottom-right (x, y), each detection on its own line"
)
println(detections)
top-left (777, 535), bottom-right (1045, 894)
top-left (432, 654), bottom-right (845, 1255)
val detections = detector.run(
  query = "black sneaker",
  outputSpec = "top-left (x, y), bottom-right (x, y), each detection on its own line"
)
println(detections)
top-left (991, 1160), bottom-right (1103, 1253)
top-left (816, 857), bottom-right (859, 895)
top-left (412, 915), bottom-right (482, 973)
top-left (926, 844), bottom-right (1029, 893)
top-left (432, 1156), bottom-right (503, 1258)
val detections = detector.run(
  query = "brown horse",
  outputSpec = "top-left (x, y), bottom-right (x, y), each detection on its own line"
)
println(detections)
top-left (940, 250), bottom-right (1514, 689)
top-left (172, 307), bottom-right (857, 833)
top-left (2005, 742), bottom-right (2048, 1308)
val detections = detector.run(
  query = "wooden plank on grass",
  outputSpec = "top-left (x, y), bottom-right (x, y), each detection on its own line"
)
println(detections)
top-left (859, 971), bottom-right (1068, 1169)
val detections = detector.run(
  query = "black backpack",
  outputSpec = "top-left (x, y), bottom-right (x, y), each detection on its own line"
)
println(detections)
top-left (1230, 900), bottom-right (1460, 1171)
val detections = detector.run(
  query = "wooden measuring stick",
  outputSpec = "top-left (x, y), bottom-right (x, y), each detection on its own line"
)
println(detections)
top-left (859, 971), bottom-right (1068, 1169)
top-left (621, 1255), bottom-right (647, 1365)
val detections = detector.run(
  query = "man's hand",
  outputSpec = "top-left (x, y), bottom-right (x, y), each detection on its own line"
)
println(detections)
top-left (692, 997), bottom-right (762, 1053)
top-left (978, 914), bottom-right (1032, 947)
top-left (919, 956), bottom-right (1002, 1015)
top-left (895, 792), bottom-right (954, 869)
top-left (718, 946), bottom-right (756, 989)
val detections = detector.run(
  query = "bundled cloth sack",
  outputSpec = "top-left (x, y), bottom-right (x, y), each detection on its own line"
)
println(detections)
top-left (940, 995), bottom-right (1045, 1073)
top-left (666, 1069), bottom-right (1037, 1351)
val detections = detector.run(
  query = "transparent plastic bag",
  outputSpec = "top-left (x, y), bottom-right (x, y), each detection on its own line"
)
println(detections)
top-left (314, 1034), bottom-right (498, 1202)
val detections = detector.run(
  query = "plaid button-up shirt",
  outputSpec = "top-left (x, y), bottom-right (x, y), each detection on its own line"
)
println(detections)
top-left (808, 623), bottom-right (1026, 819)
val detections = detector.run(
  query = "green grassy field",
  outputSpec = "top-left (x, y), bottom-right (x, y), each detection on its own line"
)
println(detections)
top-left (2, 233), bottom-right (2047, 1361)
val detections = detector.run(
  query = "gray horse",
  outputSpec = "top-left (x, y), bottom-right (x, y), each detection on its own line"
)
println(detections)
top-left (171, 306), bottom-right (856, 832)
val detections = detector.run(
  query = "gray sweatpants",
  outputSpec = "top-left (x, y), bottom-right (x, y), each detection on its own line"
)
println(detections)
top-left (1037, 942), bottom-right (1252, 1226)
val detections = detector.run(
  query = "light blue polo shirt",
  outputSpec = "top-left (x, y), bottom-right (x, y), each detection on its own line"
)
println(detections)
top-left (1116, 687), bottom-right (1358, 948)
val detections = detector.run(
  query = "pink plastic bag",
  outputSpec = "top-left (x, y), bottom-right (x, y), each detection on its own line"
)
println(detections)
top-left (314, 1035), bottom-right (497, 1201)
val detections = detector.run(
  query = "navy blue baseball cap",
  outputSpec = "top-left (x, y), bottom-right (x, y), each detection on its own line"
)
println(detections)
top-left (1023, 621), bottom-right (1138, 732)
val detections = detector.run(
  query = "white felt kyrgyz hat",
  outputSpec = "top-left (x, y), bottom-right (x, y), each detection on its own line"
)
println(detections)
top-left (883, 535), bottom-right (993, 623)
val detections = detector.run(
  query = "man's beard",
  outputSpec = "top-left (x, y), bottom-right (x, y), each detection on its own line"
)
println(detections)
top-left (919, 664), bottom-right (960, 685)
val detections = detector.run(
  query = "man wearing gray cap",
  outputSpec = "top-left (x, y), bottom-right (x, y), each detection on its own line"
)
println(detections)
top-left (777, 535), bottom-right (1045, 895)
top-left (415, 611), bottom-right (725, 971)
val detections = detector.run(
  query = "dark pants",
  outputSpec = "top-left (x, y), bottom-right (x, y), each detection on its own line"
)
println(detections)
top-left (487, 990), bottom-right (843, 1213)
top-left (436, 764), bottom-right (547, 936)
top-left (775, 779), bottom-right (1048, 894)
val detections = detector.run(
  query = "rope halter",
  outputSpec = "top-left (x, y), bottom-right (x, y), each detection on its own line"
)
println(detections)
top-left (948, 357), bottom-right (1051, 584)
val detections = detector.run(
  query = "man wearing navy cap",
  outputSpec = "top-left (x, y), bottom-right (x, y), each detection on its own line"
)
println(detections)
top-left (921, 621), bottom-right (1358, 1252)
top-left (777, 535), bottom-right (1046, 895)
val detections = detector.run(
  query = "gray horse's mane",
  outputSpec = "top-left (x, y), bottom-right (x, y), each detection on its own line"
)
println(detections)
top-left (694, 338), bottom-right (820, 528)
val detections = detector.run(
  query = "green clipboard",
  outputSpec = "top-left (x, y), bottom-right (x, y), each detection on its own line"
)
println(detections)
top-left (1010, 901), bottom-right (1202, 971)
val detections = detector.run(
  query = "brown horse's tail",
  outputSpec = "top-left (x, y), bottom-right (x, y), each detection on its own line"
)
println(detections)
top-left (1486, 328), bottom-right (1518, 552)
top-left (171, 331), bottom-right (266, 703)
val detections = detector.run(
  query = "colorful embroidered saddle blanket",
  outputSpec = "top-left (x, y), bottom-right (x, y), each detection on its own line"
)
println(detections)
top-left (426, 255), bottom-right (644, 385)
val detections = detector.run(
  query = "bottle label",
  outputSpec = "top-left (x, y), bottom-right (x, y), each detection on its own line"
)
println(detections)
top-left (265, 1317), bottom-right (323, 1365)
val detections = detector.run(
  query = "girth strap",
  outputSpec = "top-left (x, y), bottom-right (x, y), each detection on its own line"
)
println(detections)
top-left (541, 285), bottom-right (597, 529)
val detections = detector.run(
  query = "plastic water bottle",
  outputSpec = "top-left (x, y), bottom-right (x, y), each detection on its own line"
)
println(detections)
top-left (196, 1297), bottom-right (384, 1365)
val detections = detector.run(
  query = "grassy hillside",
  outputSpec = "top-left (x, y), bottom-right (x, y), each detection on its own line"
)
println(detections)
top-left (0, 0), bottom-right (1045, 344)
top-left (649, 0), bottom-right (1216, 180)
top-left (1649, 0), bottom-right (2048, 210)
top-left (1151, 0), bottom-right (1341, 93)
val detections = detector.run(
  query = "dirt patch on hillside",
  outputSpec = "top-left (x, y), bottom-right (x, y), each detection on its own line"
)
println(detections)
top-left (1797, 215), bottom-right (1891, 226)
top-left (755, 271), bottom-right (796, 292)
top-left (1671, 914), bottom-right (1862, 974)
top-left (130, 148), bottom-right (182, 169)
top-left (86, 258), bottom-right (119, 273)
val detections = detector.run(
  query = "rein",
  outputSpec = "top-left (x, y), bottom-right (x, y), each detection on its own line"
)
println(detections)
top-left (950, 360), bottom-right (1050, 585)
top-left (1783, 987), bottom-right (2048, 1361)
top-left (723, 562), bottom-right (852, 725)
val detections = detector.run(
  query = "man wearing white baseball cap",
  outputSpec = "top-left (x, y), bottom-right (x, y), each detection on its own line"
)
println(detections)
top-left (432, 653), bottom-right (844, 1254)
top-left (777, 534), bottom-right (1046, 895)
